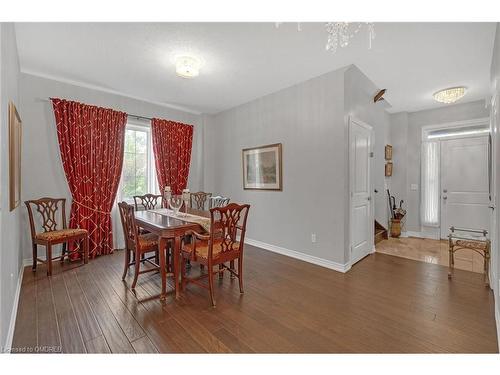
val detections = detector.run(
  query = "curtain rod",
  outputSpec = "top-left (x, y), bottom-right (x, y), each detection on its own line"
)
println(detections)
top-left (128, 114), bottom-right (152, 121)
top-left (41, 98), bottom-right (153, 121)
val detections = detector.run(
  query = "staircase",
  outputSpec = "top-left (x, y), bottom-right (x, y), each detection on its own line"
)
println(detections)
top-left (374, 220), bottom-right (388, 245)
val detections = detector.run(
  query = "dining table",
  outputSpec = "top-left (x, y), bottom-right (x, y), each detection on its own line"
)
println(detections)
top-left (134, 207), bottom-right (210, 300)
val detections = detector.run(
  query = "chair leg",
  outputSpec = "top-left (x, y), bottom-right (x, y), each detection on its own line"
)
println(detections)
top-left (230, 260), bottom-right (235, 279)
top-left (166, 247), bottom-right (171, 272)
top-left (61, 242), bottom-right (67, 262)
top-left (83, 236), bottom-right (89, 264)
top-left (218, 264), bottom-right (224, 279)
top-left (131, 252), bottom-right (141, 289)
top-left (181, 256), bottom-right (186, 291)
top-left (122, 249), bottom-right (131, 280)
top-left (47, 244), bottom-right (53, 277)
top-left (238, 256), bottom-right (244, 294)
top-left (208, 265), bottom-right (216, 307)
top-left (32, 244), bottom-right (38, 271)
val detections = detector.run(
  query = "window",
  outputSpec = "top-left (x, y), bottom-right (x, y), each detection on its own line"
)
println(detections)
top-left (425, 125), bottom-right (489, 139)
top-left (421, 141), bottom-right (440, 226)
top-left (120, 123), bottom-right (158, 201)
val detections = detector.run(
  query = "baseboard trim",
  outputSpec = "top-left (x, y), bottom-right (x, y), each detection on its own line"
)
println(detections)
top-left (4, 260), bottom-right (29, 352)
top-left (244, 238), bottom-right (351, 273)
top-left (405, 231), bottom-right (424, 238)
top-left (405, 231), bottom-right (442, 240)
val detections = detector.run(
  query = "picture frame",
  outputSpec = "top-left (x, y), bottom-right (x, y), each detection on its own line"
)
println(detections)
top-left (385, 144), bottom-right (393, 160)
top-left (9, 101), bottom-right (22, 211)
top-left (242, 143), bottom-right (282, 190)
top-left (385, 162), bottom-right (393, 177)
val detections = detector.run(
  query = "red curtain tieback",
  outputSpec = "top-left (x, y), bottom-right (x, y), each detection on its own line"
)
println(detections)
top-left (73, 200), bottom-right (111, 215)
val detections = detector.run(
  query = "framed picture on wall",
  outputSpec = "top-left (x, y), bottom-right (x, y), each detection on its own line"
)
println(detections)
top-left (242, 143), bottom-right (282, 190)
top-left (9, 101), bottom-right (22, 211)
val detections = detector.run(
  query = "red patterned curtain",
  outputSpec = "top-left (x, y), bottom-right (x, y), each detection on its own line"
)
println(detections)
top-left (151, 119), bottom-right (194, 195)
top-left (51, 98), bottom-right (127, 258)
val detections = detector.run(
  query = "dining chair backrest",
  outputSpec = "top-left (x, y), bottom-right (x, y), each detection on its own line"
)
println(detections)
top-left (25, 197), bottom-right (67, 240)
top-left (133, 194), bottom-right (162, 211)
top-left (209, 195), bottom-right (230, 209)
top-left (118, 201), bottom-right (139, 252)
top-left (190, 191), bottom-right (212, 210)
top-left (208, 203), bottom-right (250, 260)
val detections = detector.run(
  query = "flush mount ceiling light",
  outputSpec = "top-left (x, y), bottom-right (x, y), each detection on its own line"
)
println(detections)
top-left (433, 87), bottom-right (467, 104)
top-left (175, 55), bottom-right (202, 78)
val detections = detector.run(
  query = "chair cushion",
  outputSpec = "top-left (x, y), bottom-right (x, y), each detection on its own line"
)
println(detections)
top-left (183, 238), bottom-right (240, 259)
top-left (138, 233), bottom-right (158, 250)
top-left (36, 228), bottom-right (88, 242)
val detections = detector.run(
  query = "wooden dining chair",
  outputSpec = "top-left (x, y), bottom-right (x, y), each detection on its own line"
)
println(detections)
top-left (133, 193), bottom-right (162, 211)
top-left (118, 201), bottom-right (162, 289)
top-left (25, 197), bottom-right (89, 276)
top-left (181, 203), bottom-right (250, 307)
top-left (190, 191), bottom-right (212, 210)
top-left (209, 196), bottom-right (230, 209)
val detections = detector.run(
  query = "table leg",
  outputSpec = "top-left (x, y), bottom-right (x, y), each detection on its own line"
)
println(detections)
top-left (174, 235), bottom-right (181, 299)
top-left (159, 237), bottom-right (167, 300)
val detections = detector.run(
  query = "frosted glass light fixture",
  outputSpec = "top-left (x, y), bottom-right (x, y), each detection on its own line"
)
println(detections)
top-left (175, 55), bottom-right (201, 78)
top-left (433, 87), bottom-right (466, 104)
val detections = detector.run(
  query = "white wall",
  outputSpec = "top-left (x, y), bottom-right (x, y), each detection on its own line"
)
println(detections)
top-left (0, 22), bottom-right (22, 350)
top-left (344, 65), bottom-right (392, 230)
top-left (389, 100), bottom-right (489, 234)
top-left (489, 22), bottom-right (500, 336)
top-left (204, 67), bottom-right (348, 264)
top-left (19, 73), bottom-right (203, 260)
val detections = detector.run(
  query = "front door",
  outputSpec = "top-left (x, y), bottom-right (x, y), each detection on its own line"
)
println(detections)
top-left (349, 118), bottom-right (373, 265)
top-left (440, 136), bottom-right (490, 238)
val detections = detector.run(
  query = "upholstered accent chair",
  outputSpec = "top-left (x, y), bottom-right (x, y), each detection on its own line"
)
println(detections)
top-left (190, 191), bottom-right (212, 210)
top-left (181, 203), bottom-right (250, 307)
top-left (118, 202), bottom-right (162, 289)
top-left (133, 194), bottom-right (163, 211)
top-left (209, 196), bottom-right (230, 209)
top-left (25, 197), bottom-right (89, 276)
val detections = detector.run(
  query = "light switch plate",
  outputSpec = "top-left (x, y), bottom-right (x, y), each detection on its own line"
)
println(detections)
top-left (411, 184), bottom-right (418, 191)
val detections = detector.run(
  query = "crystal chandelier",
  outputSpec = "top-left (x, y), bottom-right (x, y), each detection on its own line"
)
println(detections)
top-left (325, 22), bottom-right (375, 53)
top-left (275, 22), bottom-right (376, 53)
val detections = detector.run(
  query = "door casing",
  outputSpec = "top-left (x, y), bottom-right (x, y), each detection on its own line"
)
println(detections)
top-left (349, 117), bottom-right (374, 266)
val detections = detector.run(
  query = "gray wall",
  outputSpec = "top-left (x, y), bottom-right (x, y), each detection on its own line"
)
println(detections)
top-left (19, 73), bottom-right (203, 260)
top-left (389, 100), bottom-right (489, 233)
top-left (344, 65), bottom-right (392, 228)
top-left (490, 22), bottom-right (500, 328)
top-left (389, 112), bottom-right (409, 222)
top-left (204, 67), bottom-right (348, 264)
top-left (0, 23), bottom-right (22, 350)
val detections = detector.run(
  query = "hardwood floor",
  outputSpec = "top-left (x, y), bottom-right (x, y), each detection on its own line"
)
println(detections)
top-left (377, 237), bottom-right (487, 274)
top-left (11, 245), bottom-right (499, 353)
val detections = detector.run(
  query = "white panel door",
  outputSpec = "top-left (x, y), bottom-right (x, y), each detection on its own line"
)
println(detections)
top-left (440, 136), bottom-right (490, 238)
top-left (350, 118), bottom-right (373, 265)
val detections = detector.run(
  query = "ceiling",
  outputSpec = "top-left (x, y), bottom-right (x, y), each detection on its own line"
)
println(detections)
top-left (15, 22), bottom-right (496, 114)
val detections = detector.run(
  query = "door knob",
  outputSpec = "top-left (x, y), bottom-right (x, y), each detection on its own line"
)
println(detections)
top-left (443, 196), bottom-right (447, 200)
